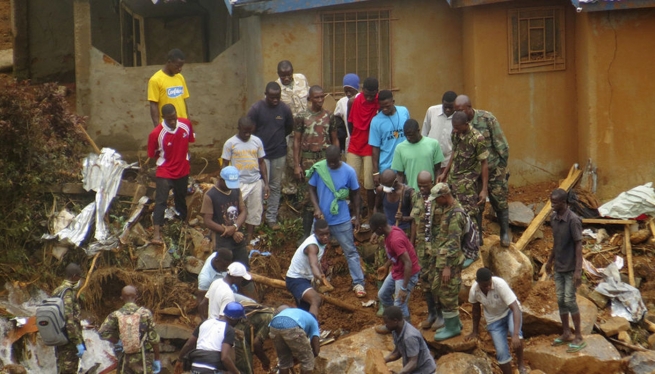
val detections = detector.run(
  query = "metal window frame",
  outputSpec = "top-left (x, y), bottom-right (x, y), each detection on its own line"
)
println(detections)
top-left (507, 6), bottom-right (565, 74)
top-left (319, 9), bottom-right (396, 96)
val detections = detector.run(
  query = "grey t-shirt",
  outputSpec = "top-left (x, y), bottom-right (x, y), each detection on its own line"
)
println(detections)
top-left (221, 134), bottom-right (266, 184)
top-left (392, 322), bottom-right (437, 374)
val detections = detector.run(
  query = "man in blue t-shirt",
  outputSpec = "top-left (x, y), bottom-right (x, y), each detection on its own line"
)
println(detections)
top-left (307, 145), bottom-right (367, 298)
top-left (369, 90), bottom-right (410, 186)
top-left (269, 306), bottom-right (321, 374)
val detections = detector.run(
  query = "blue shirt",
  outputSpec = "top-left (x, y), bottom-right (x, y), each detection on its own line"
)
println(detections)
top-left (368, 106), bottom-right (410, 172)
top-left (270, 308), bottom-right (320, 339)
top-left (308, 162), bottom-right (359, 226)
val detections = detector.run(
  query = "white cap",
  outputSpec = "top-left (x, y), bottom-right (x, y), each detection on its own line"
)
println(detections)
top-left (227, 262), bottom-right (252, 280)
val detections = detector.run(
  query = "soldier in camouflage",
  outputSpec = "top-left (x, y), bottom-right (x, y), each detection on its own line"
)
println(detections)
top-left (99, 285), bottom-right (161, 374)
top-left (427, 183), bottom-right (467, 341)
top-left (233, 301), bottom-right (274, 374)
top-left (53, 263), bottom-right (85, 374)
top-left (437, 111), bottom-right (489, 226)
top-left (293, 85), bottom-right (339, 240)
top-left (455, 95), bottom-right (510, 246)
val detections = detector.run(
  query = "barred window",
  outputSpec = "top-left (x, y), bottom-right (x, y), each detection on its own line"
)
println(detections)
top-left (321, 10), bottom-right (393, 94)
top-left (508, 7), bottom-right (565, 74)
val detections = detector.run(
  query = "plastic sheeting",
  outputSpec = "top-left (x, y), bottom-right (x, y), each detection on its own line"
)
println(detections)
top-left (598, 182), bottom-right (655, 219)
top-left (594, 262), bottom-right (646, 323)
top-left (42, 148), bottom-right (135, 255)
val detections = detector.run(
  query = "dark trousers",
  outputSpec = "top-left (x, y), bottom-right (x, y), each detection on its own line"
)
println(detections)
top-left (153, 176), bottom-right (189, 225)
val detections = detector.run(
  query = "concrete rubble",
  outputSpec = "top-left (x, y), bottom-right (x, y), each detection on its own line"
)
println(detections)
top-left (626, 350), bottom-right (655, 374)
top-left (136, 244), bottom-right (173, 270)
top-left (599, 316), bottom-right (631, 336)
top-left (154, 322), bottom-right (194, 340)
top-left (508, 201), bottom-right (535, 227)
top-left (481, 235), bottom-right (534, 301)
top-left (435, 352), bottom-right (493, 374)
top-left (523, 294), bottom-right (597, 336)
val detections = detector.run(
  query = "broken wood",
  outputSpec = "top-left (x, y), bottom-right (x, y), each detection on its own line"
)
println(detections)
top-left (77, 252), bottom-right (101, 298)
top-left (77, 123), bottom-right (101, 154)
top-left (624, 225), bottom-right (636, 287)
top-left (581, 219), bottom-right (637, 225)
top-left (608, 337), bottom-right (648, 352)
top-left (514, 164), bottom-right (582, 252)
top-left (250, 273), bottom-right (358, 313)
top-left (45, 181), bottom-right (149, 197)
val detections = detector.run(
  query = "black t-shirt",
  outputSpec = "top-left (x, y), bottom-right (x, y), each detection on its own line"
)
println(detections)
top-left (202, 186), bottom-right (244, 252)
top-left (551, 208), bottom-right (583, 273)
top-left (247, 99), bottom-right (294, 159)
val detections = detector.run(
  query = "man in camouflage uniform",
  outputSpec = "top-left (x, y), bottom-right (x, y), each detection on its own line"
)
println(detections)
top-left (99, 285), bottom-right (161, 374)
top-left (455, 95), bottom-right (510, 246)
top-left (293, 85), bottom-right (339, 240)
top-left (233, 301), bottom-right (274, 374)
top-left (54, 263), bottom-right (85, 374)
top-left (437, 111), bottom-right (489, 227)
top-left (427, 183), bottom-right (467, 341)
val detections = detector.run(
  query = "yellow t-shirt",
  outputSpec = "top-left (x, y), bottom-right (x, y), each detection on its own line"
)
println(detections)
top-left (147, 69), bottom-right (190, 121)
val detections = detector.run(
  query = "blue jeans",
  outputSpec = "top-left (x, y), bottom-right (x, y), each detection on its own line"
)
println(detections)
top-left (329, 221), bottom-right (365, 286)
top-left (264, 156), bottom-right (285, 223)
top-left (554, 271), bottom-right (579, 315)
top-left (379, 272), bottom-right (419, 318)
top-left (487, 310), bottom-right (523, 365)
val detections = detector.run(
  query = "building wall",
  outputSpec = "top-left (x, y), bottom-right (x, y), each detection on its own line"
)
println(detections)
top-left (461, 0), bottom-right (579, 188)
top-left (28, 0), bottom-right (75, 82)
top-left (575, 9), bottom-right (655, 199)
top-left (90, 0), bottom-right (121, 63)
top-left (257, 0), bottom-right (464, 118)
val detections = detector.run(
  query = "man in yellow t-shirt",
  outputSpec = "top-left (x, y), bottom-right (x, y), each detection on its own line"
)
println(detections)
top-left (148, 49), bottom-right (190, 127)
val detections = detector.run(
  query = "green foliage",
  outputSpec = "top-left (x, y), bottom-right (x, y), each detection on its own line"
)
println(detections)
top-left (258, 218), bottom-right (303, 251)
top-left (0, 81), bottom-right (89, 264)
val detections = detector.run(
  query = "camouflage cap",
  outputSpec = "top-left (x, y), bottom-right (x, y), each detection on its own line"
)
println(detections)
top-left (427, 183), bottom-right (450, 201)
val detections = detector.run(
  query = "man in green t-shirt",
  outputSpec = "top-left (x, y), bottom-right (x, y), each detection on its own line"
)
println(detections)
top-left (391, 119), bottom-right (445, 190)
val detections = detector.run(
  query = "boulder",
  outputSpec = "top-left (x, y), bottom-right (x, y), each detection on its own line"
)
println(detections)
top-left (481, 236), bottom-right (533, 301)
top-left (627, 351), bottom-right (655, 374)
top-left (155, 322), bottom-right (194, 340)
top-left (188, 227), bottom-right (211, 260)
top-left (460, 257), bottom-right (484, 304)
top-left (185, 256), bottom-right (204, 274)
top-left (508, 201), bottom-right (535, 227)
top-left (523, 287), bottom-right (597, 337)
top-left (436, 352), bottom-right (493, 374)
top-left (423, 319), bottom-right (477, 353)
top-left (599, 316), bottom-right (630, 337)
top-left (647, 333), bottom-right (655, 348)
top-left (136, 244), bottom-right (172, 269)
top-left (618, 331), bottom-right (631, 344)
top-left (314, 327), bottom-right (402, 373)
top-left (364, 349), bottom-right (389, 374)
top-left (524, 334), bottom-right (623, 374)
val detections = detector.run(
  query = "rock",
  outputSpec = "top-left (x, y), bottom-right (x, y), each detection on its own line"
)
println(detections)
top-left (618, 331), bottom-right (631, 344)
top-left (481, 236), bottom-right (533, 301)
top-left (599, 316), bottom-right (630, 337)
top-left (159, 307), bottom-right (182, 316)
top-left (52, 245), bottom-right (69, 260)
top-left (130, 223), bottom-right (149, 246)
top-left (647, 333), bottom-right (655, 348)
top-left (155, 322), bottom-right (194, 340)
top-left (136, 244), bottom-right (172, 269)
top-left (524, 334), bottom-right (623, 374)
top-left (627, 351), bottom-right (655, 374)
top-left (160, 341), bottom-right (177, 353)
top-left (364, 349), bottom-right (388, 374)
top-left (529, 371), bottom-right (547, 374)
top-left (534, 201), bottom-right (546, 214)
top-left (188, 228), bottom-right (211, 260)
top-left (508, 201), bottom-right (535, 227)
top-left (314, 327), bottom-right (403, 373)
top-left (185, 256), bottom-right (204, 274)
top-left (587, 290), bottom-right (609, 309)
top-left (534, 228), bottom-right (544, 240)
top-left (460, 257), bottom-right (484, 304)
top-left (436, 352), bottom-right (493, 374)
top-left (522, 287), bottom-right (597, 337)
top-left (423, 319), bottom-right (477, 352)
top-left (486, 221), bottom-right (500, 235)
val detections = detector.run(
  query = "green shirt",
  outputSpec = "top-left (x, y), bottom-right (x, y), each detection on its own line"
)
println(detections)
top-left (391, 137), bottom-right (444, 190)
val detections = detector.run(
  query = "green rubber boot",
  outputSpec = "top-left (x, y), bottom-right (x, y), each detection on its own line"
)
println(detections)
top-left (433, 315), bottom-right (462, 341)
top-left (376, 281), bottom-right (385, 317)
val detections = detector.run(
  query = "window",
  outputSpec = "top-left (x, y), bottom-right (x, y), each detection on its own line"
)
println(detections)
top-left (508, 7), bottom-right (565, 74)
top-left (321, 10), bottom-right (392, 94)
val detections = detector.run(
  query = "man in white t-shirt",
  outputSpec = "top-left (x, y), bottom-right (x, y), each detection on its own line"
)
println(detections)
top-left (465, 268), bottom-right (526, 374)
top-left (201, 262), bottom-right (252, 319)
top-left (196, 248), bottom-right (233, 299)
top-left (422, 91), bottom-right (457, 166)
top-left (333, 73), bottom-right (360, 153)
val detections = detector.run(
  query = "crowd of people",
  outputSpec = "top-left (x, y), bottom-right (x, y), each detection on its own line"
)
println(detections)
top-left (50, 48), bottom-right (586, 374)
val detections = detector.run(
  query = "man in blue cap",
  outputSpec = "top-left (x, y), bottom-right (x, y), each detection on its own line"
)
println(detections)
top-left (200, 166), bottom-right (249, 267)
top-left (334, 73), bottom-right (360, 153)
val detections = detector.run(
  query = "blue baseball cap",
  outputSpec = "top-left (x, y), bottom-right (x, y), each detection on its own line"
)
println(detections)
top-left (220, 166), bottom-right (240, 189)
top-left (223, 301), bottom-right (246, 320)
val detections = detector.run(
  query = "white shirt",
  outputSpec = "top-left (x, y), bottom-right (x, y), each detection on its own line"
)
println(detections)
top-left (422, 104), bottom-right (453, 166)
top-left (196, 318), bottom-right (228, 351)
top-left (206, 278), bottom-right (235, 319)
top-left (468, 276), bottom-right (520, 324)
top-left (287, 234), bottom-right (326, 280)
top-left (197, 252), bottom-right (227, 291)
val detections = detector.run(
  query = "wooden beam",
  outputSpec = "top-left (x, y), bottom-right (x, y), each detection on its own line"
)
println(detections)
top-left (624, 225), bottom-right (635, 287)
top-left (514, 165), bottom-right (582, 252)
top-left (582, 219), bottom-right (637, 225)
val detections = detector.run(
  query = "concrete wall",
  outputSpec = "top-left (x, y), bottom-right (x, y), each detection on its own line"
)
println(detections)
top-left (29, 0), bottom-right (75, 82)
top-left (461, 0), bottom-right (579, 188)
top-left (257, 0), bottom-right (464, 117)
top-left (575, 9), bottom-right (655, 199)
top-left (90, 0), bottom-right (121, 63)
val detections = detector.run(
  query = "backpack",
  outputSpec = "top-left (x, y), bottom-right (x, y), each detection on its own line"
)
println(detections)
top-left (115, 307), bottom-right (146, 354)
top-left (36, 287), bottom-right (72, 346)
top-left (451, 208), bottom-right (480, 260)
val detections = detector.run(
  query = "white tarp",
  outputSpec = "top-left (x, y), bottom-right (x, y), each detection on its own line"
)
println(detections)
top-left (594, 262), bottom-right (646, 322)
top-left (598, 182), bottom-right (655, 219)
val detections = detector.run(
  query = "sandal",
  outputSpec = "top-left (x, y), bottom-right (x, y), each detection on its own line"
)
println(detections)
top-left (566, 341), bottom-right (587, 353)
top-left (353, 284), bottom-right (367, 298)
top-left (552, 337), bottom-right (572, 346)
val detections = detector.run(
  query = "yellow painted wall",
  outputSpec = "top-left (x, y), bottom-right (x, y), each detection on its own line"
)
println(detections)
top-left (461, 0), bottom-right (579, 187)
top-left (576, 9), bottom-right (655, 199)
top-left (258, 0), bottom-right (464, 121)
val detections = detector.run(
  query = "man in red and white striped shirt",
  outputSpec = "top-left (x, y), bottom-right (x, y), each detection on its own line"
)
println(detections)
top-left (146, 103), bottom-right (195, 244)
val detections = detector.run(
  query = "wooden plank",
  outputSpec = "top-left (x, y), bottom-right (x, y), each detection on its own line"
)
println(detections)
top-left (582, 219), bottom-right (637, 225)
top-left (514, 166), bottom-right (582, 252)
top-left (624, 225), bottom-right (635, 287)
top-left (45, 182), bottom-right (146, 197)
